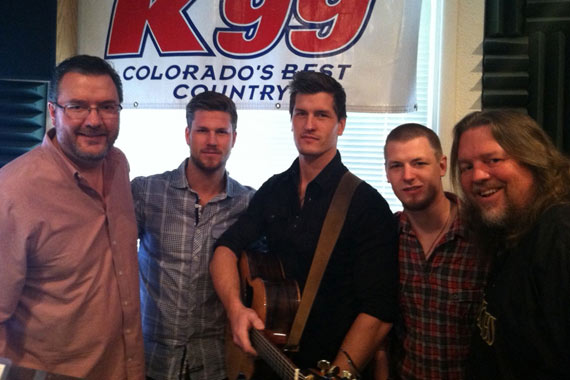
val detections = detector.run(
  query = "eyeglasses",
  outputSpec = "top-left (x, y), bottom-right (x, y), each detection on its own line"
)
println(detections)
top-left (53, 102), bottom-right (123, 120)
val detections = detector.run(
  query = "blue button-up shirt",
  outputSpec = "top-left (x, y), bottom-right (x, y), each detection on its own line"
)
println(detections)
top-left (131, 159), bottom-right (254, 380)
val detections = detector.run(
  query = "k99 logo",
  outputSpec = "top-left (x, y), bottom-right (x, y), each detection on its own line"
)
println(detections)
top-left (106, 0), bottom-right (375, 59)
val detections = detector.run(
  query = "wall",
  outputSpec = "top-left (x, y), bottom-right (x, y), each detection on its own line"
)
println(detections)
top-left (438, 0), bottom-right (485, 189)
top-left (0, 0), bottom-right (56, 81)
top-left (0, 0), bottom-right (56, 166)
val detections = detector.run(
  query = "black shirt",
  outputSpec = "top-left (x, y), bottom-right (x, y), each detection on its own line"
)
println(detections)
top-left (467, 204), bottom-right (570, 379)
top-left (216, 151), bottom-right (398, 370)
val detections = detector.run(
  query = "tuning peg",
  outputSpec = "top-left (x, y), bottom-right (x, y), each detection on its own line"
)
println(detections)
top-left (327, 365), bottom-right (340, 376)
top-left (340, 370), bottom-right (354, 379)
top-left (317, 360), bottom-right (331, 372)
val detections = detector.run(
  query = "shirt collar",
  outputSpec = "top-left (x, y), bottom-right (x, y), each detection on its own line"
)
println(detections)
top-left (41, 128), bottom-right (120, 185)
top-left (42, 128), bottom-right (80, 178)
top-left (287, 150), bottom-right (346, 191)
top-left (172, 159), bottom-right (190, 189)
top-left (398, 192), bottom-right (467, 239)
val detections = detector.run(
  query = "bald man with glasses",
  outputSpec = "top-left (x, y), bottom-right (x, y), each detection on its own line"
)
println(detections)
top-left (0, 55), bottom-right (144, 379)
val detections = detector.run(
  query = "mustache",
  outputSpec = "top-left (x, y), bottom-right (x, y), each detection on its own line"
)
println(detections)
top-left (77, 127), bottom-right (106, 136)
top-left (201, 149), bottom-right (222, 154)
top-left (471, 181), bottom-right (503, 193)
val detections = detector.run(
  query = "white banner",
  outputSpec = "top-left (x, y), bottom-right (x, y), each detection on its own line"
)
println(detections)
top-left (78, 0), bottom-right (422, 112)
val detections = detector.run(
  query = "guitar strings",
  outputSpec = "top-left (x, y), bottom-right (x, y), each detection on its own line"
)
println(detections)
top-left (251, 329), bottom-right (307, 379)
top-left (252, 330), bottom-right (297, 378)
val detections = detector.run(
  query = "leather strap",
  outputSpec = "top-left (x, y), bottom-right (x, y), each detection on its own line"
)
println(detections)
top-left (285, 171), bottom-right (362, 350)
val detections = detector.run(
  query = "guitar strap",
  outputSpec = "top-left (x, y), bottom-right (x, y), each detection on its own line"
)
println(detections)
top-left (285, 170), bottom-right (362, 350)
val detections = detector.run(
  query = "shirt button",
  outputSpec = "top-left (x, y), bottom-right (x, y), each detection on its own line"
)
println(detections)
top-left (123, 300), bottom-right (129, 306)
top-left (125, 328), bottom-right (131, 334)
top-left (112, 241), bottom-right (117, 246)
top-left (127, 357), bottom-right (133, 362)
top-left (118, 270), bottom-right (124, 276)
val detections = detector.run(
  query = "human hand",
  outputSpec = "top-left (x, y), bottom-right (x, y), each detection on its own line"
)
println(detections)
top-left (228, 304), bottom-right (265, 356)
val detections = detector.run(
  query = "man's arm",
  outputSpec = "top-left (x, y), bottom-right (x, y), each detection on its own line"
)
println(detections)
top-left (130, 178), bottom-right (145, 237)
top-left (372, 341), bottom-right (391, 380)
top-left (0, 197), bottom-right (27, 354)
top-left (331, 313), bottom-right (392, 377)
top-left (335, 185), bottom-right (397, 377)
top-left (209, 245), bottom-right (264, 355)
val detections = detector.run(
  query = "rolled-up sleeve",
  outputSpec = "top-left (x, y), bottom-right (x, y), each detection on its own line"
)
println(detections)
top-left (350, 185), bottom-right (399, 323)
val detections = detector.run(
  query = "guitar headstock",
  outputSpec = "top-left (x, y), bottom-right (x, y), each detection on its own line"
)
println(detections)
top-left (307, 360), bottom-right (357, 380)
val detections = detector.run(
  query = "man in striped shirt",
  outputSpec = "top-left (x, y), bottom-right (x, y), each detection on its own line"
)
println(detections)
top-left (131, 91), bottom-right (254, 380)
top-left (378, 123), bottom-right (488, 379)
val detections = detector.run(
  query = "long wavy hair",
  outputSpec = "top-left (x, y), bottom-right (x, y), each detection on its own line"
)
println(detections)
top-left (450, 109), bottom-right (570, 245)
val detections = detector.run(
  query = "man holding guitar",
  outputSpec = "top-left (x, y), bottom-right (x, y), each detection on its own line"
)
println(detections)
top-left (210, 71), bottom-right (398, 379)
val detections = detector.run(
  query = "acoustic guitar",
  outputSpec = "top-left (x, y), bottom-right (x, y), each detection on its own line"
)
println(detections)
top-left (226, 250), bottom-right (356, 380)
top-left (226, 249), bottom-right (303, 379)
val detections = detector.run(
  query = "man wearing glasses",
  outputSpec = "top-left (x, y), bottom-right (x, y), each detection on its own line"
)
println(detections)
top-left (0, 55), bottom-right (144, 379)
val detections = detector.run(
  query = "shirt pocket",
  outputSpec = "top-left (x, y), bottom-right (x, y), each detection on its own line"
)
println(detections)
top-left (446, 288), bottom-right (483, 327)
top-left (264, 211), bottom-right (294, 248)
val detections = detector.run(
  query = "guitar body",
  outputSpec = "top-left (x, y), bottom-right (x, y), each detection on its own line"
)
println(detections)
top-left (225, 325), bottom-right (255, 380)
top-left (226, 250), bottom-right (301, 380)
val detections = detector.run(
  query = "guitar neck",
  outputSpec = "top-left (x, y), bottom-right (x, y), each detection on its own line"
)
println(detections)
top-left (250, 329), bottom-right (306, 380)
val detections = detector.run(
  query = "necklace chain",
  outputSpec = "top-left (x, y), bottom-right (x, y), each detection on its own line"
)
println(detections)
top-left (425, 202), bottom-right (455, 257)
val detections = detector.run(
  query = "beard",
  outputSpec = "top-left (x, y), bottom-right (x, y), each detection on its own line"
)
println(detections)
top-left (56, 125), bottom-right (118, 168)
top-left (462, 195), bottom-right (532, 259)
top-left (401, 185), bottom-right (438, 212)
top-left (190, 152), bottom-right (226, 173)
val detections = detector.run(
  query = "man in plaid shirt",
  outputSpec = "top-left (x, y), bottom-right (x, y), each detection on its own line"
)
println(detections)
top-left (131, 91), bottom-right (254, 380)
top-left (376, 123), bottom-right (488, 379)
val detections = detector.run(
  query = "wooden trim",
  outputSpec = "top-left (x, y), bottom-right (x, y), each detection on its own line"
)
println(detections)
top-left (57, 0), bottom-right (78, 64)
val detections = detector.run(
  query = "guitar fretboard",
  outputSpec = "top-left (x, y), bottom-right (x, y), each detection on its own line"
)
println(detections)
top-left (250, 329), bottom-right (307, 380)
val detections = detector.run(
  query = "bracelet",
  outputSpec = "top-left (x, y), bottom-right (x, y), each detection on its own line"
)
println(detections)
top-left (340, 348), bottom-right (361, 379)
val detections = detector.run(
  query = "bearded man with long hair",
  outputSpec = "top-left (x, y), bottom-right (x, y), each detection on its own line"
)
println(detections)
top-left (450, 109), bottom-right (570, 379)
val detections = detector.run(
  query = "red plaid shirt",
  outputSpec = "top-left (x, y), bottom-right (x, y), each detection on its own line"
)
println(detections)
top-left (392, 194), bottom-right (488, 380)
